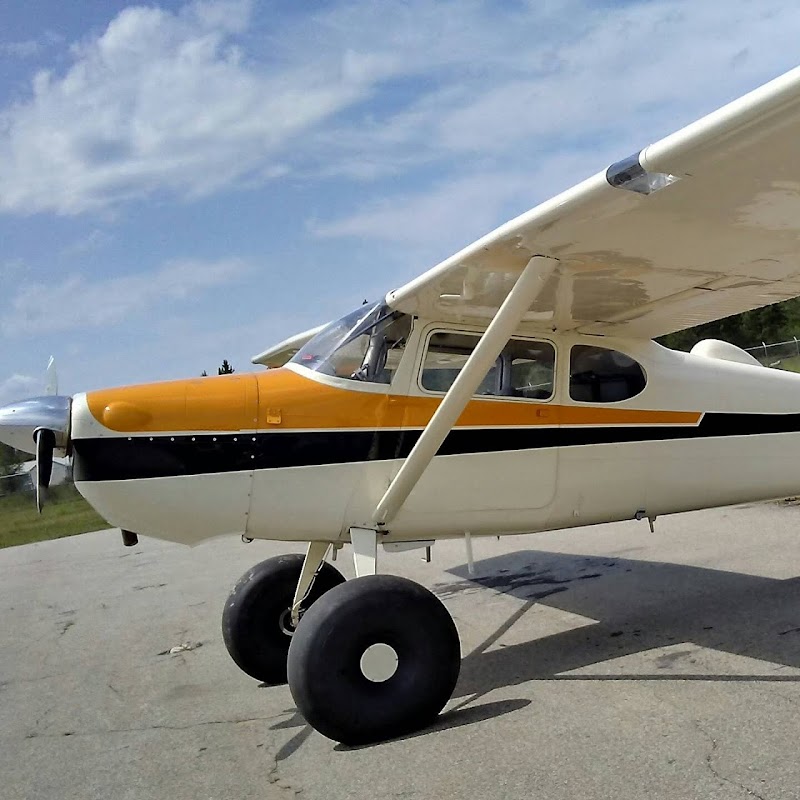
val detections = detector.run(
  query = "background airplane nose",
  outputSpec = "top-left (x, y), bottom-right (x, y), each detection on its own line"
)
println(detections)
top-left (0, 395), bottom-right (71, 454)
top-left (0, 394), bottom-right (72, 512)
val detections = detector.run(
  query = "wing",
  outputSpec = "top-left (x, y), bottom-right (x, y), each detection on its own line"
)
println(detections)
top-left (387, 65), bottom-right (800, 338)
top-left (251, 324), bottom-right (326, 368)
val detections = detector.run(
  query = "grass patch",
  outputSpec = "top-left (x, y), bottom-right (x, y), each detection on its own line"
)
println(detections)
top-left (0, 483), bottom-right (110, 549)
top-left (775, 355), bottom-right (800, 373)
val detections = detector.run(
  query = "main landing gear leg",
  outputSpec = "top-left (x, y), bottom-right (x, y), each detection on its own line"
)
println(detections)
top-left (290, 541), bottom-right (331, 626)
top-left (222, 547), bottom-right (344, 685)
top-left (287, 527), bottom-right (461, 745)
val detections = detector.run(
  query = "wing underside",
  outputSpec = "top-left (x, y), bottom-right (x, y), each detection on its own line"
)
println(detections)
top-left (387, 66), bottom-right (800, 339)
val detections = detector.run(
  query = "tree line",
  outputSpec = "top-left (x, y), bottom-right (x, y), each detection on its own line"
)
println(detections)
top-left (0, 442), bottom-right (20, 477)
top-left (657, 298), bottom-right (800, 352)
top-left (202, 359), bottom-right (235, 376)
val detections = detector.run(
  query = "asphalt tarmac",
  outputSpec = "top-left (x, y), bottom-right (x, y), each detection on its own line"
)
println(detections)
top-left (2, 501), bottom-right (800, 800)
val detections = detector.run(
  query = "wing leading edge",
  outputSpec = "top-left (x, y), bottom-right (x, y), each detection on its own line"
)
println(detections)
top-left (251, 324), bottom-right (326, 368)
top-left (386, 65), bottom-right (800, 339)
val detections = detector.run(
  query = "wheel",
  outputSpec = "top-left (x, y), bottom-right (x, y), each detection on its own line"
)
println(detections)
top-left (287, 574), bottom-right (461, 745)
top-left (222, 554), bottom-right (345, 684)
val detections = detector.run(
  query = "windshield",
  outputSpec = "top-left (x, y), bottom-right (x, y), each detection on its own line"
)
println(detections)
top-left (291, 301), bottom-right (411, 385)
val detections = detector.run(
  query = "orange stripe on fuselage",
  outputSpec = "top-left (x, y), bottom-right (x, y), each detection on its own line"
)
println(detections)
top-left (86, 367), bottom-right (701, 434)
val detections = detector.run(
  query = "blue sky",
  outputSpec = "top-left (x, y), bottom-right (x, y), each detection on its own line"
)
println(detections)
top-left (2, 0), bottom-right (800, 403)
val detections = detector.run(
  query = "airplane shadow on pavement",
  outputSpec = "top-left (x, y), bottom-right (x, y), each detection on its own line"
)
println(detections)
top-left (333, 550), bottom-right (800, 749)
top-left (435, 550), bottom-right (800, 701)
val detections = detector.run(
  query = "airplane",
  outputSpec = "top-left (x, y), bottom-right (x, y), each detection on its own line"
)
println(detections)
top-left (4, 64), bottom-right (800, 746)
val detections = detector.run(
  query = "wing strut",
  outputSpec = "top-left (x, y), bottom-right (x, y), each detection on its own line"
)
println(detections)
top-left (372, 255), bottom-right (559, 527)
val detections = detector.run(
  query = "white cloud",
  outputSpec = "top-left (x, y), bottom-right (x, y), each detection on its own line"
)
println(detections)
top-left (0, 40), bottom-right (41, 59)
top-left (306, 0), bottom-right (800, 248)
top-left (60, 228), bottom-right (113, 258)
top-left (310, 148), bottom-right (617, 267)
top-left (0, 258), bottom-right (28, 280)
top-left (296, 0), bottom-right (800, 181)
top-left (0, 0), bottom-right (371, 214)
top-left (2, 257), bottom-right (250, 335)
top-left (0, 374), bottom-right (41, 405)
top-left (313, 171), bottom-right (537, 248)
top-left (1, 0), bottom-right (800, 224)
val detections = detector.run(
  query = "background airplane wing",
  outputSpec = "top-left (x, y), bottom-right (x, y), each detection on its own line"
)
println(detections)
top-left (251, 324), bottom-right (326, 367)
top-left (387, 65), bottom-right (800, 338)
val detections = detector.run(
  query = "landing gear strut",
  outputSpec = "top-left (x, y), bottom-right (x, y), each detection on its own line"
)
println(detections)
top-left (222, 554), bottom-right (345, 684)
top-left (225, 533), bottom-right (462, 744)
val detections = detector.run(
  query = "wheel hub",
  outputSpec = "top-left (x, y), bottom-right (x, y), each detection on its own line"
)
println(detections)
top-left (278, 608), bottom-right (296, 637)
top-left (359, 643), bottom-right (399, 682)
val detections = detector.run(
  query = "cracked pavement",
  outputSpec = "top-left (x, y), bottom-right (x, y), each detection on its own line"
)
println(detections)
top-left (2, 501), bottom-right (800, 799)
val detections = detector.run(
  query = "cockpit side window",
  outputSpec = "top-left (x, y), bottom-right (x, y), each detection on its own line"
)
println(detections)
top-left (420, 333), bottom-right (500, 395)
top-left (420, 332), bottom-right (555, 399)
top-left (569, 345), bottom-right (646, 403)
top-left (291, 302), bottom-right (411, 385)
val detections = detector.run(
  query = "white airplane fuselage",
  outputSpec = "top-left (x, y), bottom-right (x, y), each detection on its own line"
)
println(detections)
top-left (68, 324), bottom-right (800, 547)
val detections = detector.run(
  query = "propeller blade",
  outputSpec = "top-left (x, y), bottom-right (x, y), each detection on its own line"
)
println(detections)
top-left (35, 428), bottom-right (56, 514)
top-left (45, 357), bottom-right (58, 396)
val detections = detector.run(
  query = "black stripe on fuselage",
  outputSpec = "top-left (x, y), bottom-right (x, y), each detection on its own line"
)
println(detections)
top-left (71, 412), bottom-right (800, 482)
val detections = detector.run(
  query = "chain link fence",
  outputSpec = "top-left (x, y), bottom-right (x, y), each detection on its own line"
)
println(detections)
top-left (744, 337), bottom-right (800, 368)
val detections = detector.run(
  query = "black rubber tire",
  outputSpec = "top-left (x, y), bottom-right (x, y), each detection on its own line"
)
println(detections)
top-left (222, 554), bottom-right (345, 685)
top-left (287, 574), bottom-right (461, 745)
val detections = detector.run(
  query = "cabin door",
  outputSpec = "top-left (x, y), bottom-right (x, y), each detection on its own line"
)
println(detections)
top-left (395, 328), bottom-right (559, 515)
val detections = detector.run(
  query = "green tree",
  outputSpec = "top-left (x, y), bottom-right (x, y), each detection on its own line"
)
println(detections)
top-left (658, 298), bottom-right (800, 352)
top-left (200, 361), bottom-right (234, 376)
top-left (0, 442), bottom-right (23, 477)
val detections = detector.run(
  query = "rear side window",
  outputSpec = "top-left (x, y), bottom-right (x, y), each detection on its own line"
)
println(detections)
top-left (569, 345), bottom-right (646, 403)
